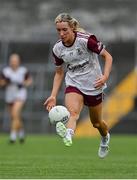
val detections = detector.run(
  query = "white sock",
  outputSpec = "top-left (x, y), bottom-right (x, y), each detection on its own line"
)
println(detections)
top-left (66, 128), bottom-right (74, 139)
top-left (18, 129), bottom-right (25, 139)
top-left (103, 132), bottom-right (109, 138)
top-left (10, 131), bottom-right (17, 141)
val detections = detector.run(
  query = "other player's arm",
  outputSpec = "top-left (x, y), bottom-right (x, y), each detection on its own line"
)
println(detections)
top-left (44, 66), bottom-right (64, 111)
top-left (23, 71), bottom-right (33, 87)
top-left (16, 71), bottom-right (33, 89)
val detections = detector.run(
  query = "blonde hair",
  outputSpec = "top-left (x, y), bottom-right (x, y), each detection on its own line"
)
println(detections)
top-left (55, 13), bottom-right (85, 32)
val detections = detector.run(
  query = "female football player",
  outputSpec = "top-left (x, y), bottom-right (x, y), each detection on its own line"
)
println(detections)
top-left (44, 13), bottom-right (113, 158)
top-left (0, 53), bottom-right (33, 143)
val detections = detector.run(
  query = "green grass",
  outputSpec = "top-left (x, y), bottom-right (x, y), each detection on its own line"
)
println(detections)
top-left (0, 134), bottom-right (137, 179)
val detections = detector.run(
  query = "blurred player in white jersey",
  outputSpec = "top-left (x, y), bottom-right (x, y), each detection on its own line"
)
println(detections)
top-left (0, 53), bottom-right (33, 143)
top-left (44, 13), bottom-right (113, 158)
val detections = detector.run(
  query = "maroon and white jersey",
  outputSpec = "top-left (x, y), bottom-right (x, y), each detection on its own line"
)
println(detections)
top-left (53, 31), bottom-right (107, 95)
top-left (1, 66), bottom-right (29, 103)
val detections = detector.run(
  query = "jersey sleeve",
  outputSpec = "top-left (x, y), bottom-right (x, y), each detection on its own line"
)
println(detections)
top-left (52, 43), bottom-right (64, 66)
top-left (0, 71), bottom-right (5, 79)
top-left (87, 35), bottom-right (105, 54)
top-left (0, 69), bottom-right (11, 83)
top-left (52, 51), bottom-right (64, 66)
top-left (24, 70), bottom-right (31, 80)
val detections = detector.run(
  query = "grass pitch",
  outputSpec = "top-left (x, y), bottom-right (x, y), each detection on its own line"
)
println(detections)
top-left (0, 134), bottom-right (136, 179)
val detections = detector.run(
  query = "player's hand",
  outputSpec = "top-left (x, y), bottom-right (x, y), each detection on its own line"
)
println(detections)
top-left (94, 75), bottom-right (107, 89)
top-left (43, 96), bottom-right (56, 112)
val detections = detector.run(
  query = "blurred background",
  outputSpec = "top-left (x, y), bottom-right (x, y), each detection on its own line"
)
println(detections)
top-left (0, 0), bottom-right (137, 136)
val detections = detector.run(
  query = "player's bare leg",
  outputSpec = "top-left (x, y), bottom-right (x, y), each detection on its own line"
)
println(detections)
top-left (65, 93), bottom-right (83, 129)
top-left (56, 93), bottom-right (83, 146)
top-left (89, 103), bottom-right (110, 158)
top-left (8, 100), bottom-right (25, 143)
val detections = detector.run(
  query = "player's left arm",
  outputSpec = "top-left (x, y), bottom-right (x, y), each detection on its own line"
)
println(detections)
top-left (94, 49), bottom-right (113, 88)
top-left (23, 71), bottom-right (33, 87)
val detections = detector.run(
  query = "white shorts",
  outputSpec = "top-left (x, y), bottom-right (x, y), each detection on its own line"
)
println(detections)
top-left (5, 85), bottom-right (27, 103)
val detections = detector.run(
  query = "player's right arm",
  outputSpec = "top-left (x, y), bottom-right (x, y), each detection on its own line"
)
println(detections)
top-left (44, 42), bottom-right (65, 111)
top-left (44, 66), bottom-right (64, 112)
top-left (0, 71), bottom-right (10, 87)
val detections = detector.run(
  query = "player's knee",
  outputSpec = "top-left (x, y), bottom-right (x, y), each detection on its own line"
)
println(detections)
top-left (70, 111), bottom-right (80, 121)
top-left (11, 112), bottom-right (20, 119)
